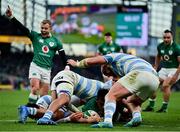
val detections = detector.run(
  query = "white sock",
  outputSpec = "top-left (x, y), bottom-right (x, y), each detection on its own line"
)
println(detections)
top-left (132, 112), bottom-right (141, 119)
top-left (104, 100), bottom-right (116, 124)
top-left (43, 110), bottom-right (53, 119)
top-left (27, 107), bottom-right (37, 115)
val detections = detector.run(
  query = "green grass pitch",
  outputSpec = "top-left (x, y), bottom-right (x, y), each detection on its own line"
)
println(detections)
top-left (0, 90), bottom-right (180, 131)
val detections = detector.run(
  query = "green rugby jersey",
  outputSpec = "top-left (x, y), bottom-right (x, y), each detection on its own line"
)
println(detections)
top-left (28, 31), bottom-right (63, 69)
top-left (81, 97), bottom-right (100, 114)
top-left (11, 17), bottom-right (63, 70)
top-left (157, 42), bottom-right (180, 68)
top-left (98, 42), bottom-right (122, 55)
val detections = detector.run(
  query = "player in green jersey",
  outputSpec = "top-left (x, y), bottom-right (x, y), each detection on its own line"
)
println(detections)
top-left (97, 32), bottom-right (122, 55)
top-left (5, 6), bottom-right (69, 104)
top-left (143, 30), bottom-right (180, 112)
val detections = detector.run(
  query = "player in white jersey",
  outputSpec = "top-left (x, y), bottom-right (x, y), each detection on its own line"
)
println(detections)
top-left (67, 53), bottom-right (160, 128)
top-left (18, 95), bottom-right (71, 123)
top-left (37, 70), bottom-right (110, 125)
top-left (18, 95), bottom-right (100, 124)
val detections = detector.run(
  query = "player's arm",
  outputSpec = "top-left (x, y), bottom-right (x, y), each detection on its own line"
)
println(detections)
top-left (58, 49), bottom-right (70, 70)
top-left (67, 56), bottom-right (107, 68)
top-left (170, 56), bottom-right (180, 85)
top-left (154, 45), bottom-right (161, 70)
top-left (76, 114), bottom-right (101, 123)
top-left (154, 54), bottom-right (161, 71)
top-left (5, 6), bottom-right (30, 37)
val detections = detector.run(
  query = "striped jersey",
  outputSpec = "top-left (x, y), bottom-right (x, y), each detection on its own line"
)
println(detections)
top-left (51, 70), bottom-right (111, 100)
top-left (103, 53), bottom-right (157, 77)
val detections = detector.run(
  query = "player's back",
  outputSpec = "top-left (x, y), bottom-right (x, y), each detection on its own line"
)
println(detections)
top-left (104, 53), bottom-right (156, 77)
top-left (73, 73), bottom-right (105, 100)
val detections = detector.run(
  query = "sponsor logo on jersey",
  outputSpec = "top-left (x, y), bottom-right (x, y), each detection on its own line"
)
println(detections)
top-left (39, 39), bottom-right (44, 43)
top-left (42, 46), bottom-right (49, 53)
top-left (49, 42), bottom-right (55, 47)
top-left (160, 50), bottom-right (164, 54)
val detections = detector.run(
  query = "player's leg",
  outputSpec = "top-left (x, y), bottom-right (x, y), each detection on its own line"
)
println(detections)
top-left (143, 69), bottom-right (165, 112)
top-left (39, 82), bottom-right (49, 96)
top-left (143, 92), bottom-right (157, 112)
top-left (91, 82), bottom-right (131, 128)
top-left (29, 78), bottom-right (40, 104)
top-left (39, 66), bottom-right (51, 96)
top-left (28, 62), bottom-right (42, 104)
top-left (123, 95), bottom-right (143, 127)
top-left (157, 77), bottom-right (171, 112)
top-left (122, 71), bottom-right (159, 127)
top-left (157, 68), bottom-right (180, 112)
top-left (37, 82), bottom-right (73, 125)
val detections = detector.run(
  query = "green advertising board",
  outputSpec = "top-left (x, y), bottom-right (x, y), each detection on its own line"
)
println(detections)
top-left (116, 6), bottom-right (148, 46)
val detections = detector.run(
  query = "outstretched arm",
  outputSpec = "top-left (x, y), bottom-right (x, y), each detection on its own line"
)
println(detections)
top-left (58, 49), bottom-right (70, 70)
top-left (67, 56), bottom-right (107, 68)
top-left (5, 5), bottom-right (30, 36)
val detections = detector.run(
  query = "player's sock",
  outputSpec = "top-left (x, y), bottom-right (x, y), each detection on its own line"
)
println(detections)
top-left (28, 93), bottom-right (39, 104)
top-left (27, 107), bottom-right (37, 116)
top-left (104, 100), bottom-right (116, 124)
top-left (161, 101), bottom-right (168, 110)
top-left (132, 111), bottom-right (142, 119)
top-left (149, 98), bottom-right (155, 108)
top-left (42, 110), bottom-right (53, 119)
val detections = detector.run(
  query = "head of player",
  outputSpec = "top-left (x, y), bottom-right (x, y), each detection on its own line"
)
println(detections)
top-left (40, 20), bottom-right (52, 38)
top-left (163, 29), bottom-right (173, 45)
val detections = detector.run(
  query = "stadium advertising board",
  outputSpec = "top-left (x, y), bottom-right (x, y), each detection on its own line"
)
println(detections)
top-left (116, 6), bottom-right (148, 46)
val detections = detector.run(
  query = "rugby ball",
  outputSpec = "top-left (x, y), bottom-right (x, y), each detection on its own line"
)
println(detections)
top-left (83, 110), bottom-right (98, 118)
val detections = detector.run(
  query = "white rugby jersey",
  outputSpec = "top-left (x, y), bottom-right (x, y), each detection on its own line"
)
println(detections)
top-left (51, 70), bottom-right (110, 100)
top-left (103, 53), bottom-right (157, 77)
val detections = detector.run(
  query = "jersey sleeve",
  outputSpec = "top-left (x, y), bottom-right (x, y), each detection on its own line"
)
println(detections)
top-left (175, 44), bottom-right (180, 57)
top-left (97, 45), bottom-right (102, 54)
top-left (29, 31), bottom-right (38, 41)
top-left (103, 54), bottom-right (114, 64)
top-left (157, 44), bottom-right (161, 56)
top-left (55, 37), bottom-right (63, 50)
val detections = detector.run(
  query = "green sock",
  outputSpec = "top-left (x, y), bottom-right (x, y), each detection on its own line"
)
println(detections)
top-left (161, 102), bottom-right (168, 110)
top-left (149, 99), bottom-right (155, 108)
top-left (28, 93), bottom-right (39, 104)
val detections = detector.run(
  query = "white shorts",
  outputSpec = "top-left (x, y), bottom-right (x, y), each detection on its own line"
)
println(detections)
top-left (29, 62), bottom-right (51, 84)
top-left (158, 68), bottom-right (180, 81)
top-left (36, 95), bottom-right (52, 109)
top-left (51, 71), bottom-right (75, 97)
top-left (118, 70), bottom-right (160, 101)
top-left (36, 95), bottom-right (71, 117)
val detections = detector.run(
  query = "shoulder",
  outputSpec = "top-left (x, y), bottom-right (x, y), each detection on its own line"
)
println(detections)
top-left (31, 31), bottom-right (39, 35)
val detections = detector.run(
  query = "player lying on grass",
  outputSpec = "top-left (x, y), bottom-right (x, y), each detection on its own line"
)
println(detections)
top-left (18, 95), bottom-right (101, 124)
top-left (19, 69), bottom-right (111, 124)
top-left (67, 53), bottom-right (160, 128)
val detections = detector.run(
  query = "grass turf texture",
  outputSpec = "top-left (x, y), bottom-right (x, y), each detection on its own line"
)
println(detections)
top-left (0, 90), bottom-right (180, 131)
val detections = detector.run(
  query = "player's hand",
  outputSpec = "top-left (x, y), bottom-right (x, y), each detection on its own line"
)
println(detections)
top-left (169, 75), bottom-right (178, 85)
top-left (87, 114), bottom-right (101, 123)
top-left (6, 5), bottom-right (12, 17)
top-left (70, 112), bottom-right (83, 122)
top-left (67, 59), bottom-right (78, 67)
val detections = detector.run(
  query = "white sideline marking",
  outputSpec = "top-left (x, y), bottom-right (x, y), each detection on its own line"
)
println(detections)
top-left (0, 120), bottom-right (34, 123)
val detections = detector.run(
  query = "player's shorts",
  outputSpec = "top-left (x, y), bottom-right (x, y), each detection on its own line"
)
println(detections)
top-left (158, 68), bottom-right (180, 81)
top-left (29, 62), bottom-right (51, 84)
top-left (51, 71), bottom-right (75, 98)
top-left (36, 95), bottom-right (71, 117)
top-left (118, 70), bottom-right (160, 101)
top-left (36, 95), bottom-right (52, 109)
